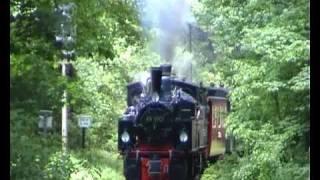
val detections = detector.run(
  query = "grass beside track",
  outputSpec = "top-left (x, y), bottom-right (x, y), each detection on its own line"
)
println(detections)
top-left (70, 149), bottom-right (125, 180)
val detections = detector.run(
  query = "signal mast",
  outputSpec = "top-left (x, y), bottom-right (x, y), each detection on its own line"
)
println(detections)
top-left (54, 3), bottom-right (76, 152)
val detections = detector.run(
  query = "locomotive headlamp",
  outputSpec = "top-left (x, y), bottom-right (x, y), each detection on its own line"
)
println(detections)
top-left (179, 131), bottom-right (188, 143)
top-left (121, 130), bottom-right (130, 143)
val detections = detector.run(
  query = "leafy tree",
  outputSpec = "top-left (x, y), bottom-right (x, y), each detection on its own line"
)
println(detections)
top-left (10, 0), bottom-right (146, 179)
top-left (193, 0), bottom-right (309, 179)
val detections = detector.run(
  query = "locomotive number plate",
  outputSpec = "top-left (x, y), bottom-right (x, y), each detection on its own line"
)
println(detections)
top-left (146, 116), bottom-right (164, 123)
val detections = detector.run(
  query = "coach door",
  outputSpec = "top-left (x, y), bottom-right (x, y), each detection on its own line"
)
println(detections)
top-left (209, 97), bottom-right (228, 156)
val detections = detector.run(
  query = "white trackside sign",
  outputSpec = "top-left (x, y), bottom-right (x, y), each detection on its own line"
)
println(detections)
top-left (78, 115), bottom-right (92, 128)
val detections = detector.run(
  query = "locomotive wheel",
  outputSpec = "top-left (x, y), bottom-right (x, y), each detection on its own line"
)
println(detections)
top-left (197, 153), bottom-right (205, 174)
top-left (202, 153), bottom-right (208, 173)
top-left (195, 152), bottom-right (207, 179)
top-left (189, 153), bottom-right (204, 180)
top-left (169, 159), bottom-right (189, 180)
top-left (199, 153), bottom-right (203, 173)
top-left (186, 155), bottom-right (196, 180)
top-left (123, 156), bottom-right (140, 180)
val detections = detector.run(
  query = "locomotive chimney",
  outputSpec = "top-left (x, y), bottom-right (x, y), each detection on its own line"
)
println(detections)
top-left (151, 67), bottom-right (162, 95)
top-left (160, 64), bottom-right (172, 77)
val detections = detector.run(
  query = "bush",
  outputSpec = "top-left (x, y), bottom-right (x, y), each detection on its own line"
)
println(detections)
top-left (44, 152), bottom-right (78, 180)
top-left (10, 109), bottom-right (61, 180)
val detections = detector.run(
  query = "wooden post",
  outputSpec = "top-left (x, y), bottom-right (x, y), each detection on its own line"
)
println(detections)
top-left (82, 128), bottom-right (86, 149)
top-left (43, 114), bottom-right (47, 137)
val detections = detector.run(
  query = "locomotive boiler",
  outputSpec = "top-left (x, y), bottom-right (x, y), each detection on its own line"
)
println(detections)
top-left (118, 64), bottom-right (232, 180)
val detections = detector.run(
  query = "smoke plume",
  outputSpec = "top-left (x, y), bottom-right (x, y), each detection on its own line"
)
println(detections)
top-left (139, 0), bottom-right (195, 63)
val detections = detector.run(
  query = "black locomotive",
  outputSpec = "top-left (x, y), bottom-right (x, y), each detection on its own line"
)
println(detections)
top-left (118, 64), bottom-right (231, 180)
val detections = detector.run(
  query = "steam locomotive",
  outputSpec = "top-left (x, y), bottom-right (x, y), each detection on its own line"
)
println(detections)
top-left (118, 64), bottom-right (233, 180)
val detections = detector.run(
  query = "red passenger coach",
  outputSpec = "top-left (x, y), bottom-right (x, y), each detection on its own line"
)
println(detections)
top-left (207, 96), bottom-right (230, 157)
top-left (118, 64), bottom-right (233, 180)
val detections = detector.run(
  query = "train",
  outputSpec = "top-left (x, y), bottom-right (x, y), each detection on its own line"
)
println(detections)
top-left (118, 64), bottom-right (234, 180)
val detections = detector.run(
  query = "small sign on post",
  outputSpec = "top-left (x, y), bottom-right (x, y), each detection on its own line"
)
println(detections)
top-left (78, 115), bottom-right (92, 148)
top-left (78, 115), bottom-right (92, 128)
top-left (38, 110), bottom-right (53, 136)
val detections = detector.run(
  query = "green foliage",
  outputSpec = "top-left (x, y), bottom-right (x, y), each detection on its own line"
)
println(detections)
top-left (10, 109), bottom-right (61, 179)
top-left (44, 152), bottom-right (78, 180)
top-left (10, 0), bottom-right (144, 179)
top-left (202, 155), bottom-right (239, 180)
top-left (70, 149), bottom-right (124, 180)
top-left (72, 0), bottom-right (143, 59)
top-left (195, 0), bottom-right (309, 179)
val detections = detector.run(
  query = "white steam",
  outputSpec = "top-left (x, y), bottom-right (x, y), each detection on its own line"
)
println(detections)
top-left (134, 0), bottom-right (200, 83)
top-left (171, 48), bottom-right (194, 81)
top-left (139, 0), bottom-right (196, 63)
top-left (133, 71), bottom-right (150, 86)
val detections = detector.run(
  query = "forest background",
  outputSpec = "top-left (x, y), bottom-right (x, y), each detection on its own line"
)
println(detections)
top-left (10, 0), bottom-right (309, 179)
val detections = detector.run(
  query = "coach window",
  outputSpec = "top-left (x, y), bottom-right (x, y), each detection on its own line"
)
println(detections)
top-left (217, 106), bottom-right (220, 128)
top-left (211, 105), bottom-right (213, 127)
top-left (220, 105), bottom-right (227, 128)
top-left (212, 105), bottom-right (216, 128)
top-left (222, 105), bottom-right (227, 126)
